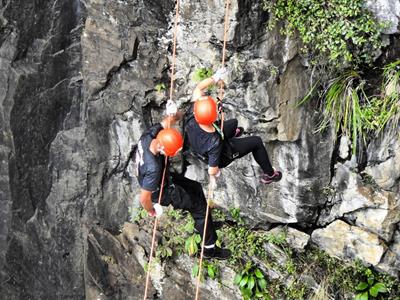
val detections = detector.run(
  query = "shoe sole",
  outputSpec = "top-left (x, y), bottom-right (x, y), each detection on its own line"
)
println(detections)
top-left (260, 173), bottom-right (282, 184)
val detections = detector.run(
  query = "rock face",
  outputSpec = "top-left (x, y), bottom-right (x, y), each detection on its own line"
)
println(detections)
top-left (174, 1), bottom-right (335, 225)
top-left (312, 220), bottom-right (386, 266)
top-left (365, 127), bottom-right (400, 193)
top-left (366, 0), bottom-right (400, 34)
top-left (1, 1), bottom-right (85, 298)
top-left (1, 0), bottom-right (400, 298)
top-left (319, 162), bottom-right (400, 242)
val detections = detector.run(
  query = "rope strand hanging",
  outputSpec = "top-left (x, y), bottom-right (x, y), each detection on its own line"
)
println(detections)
top-left (168, 0), bottom-right (180, 104)
top-left (218, 0), bottom-right (231, 133)
top-left (143, 157), bottom-right (168, 300)
top-left (195, 0), bottom-right (231, 299)
top-left (143, 0), bottom-right (180, 298)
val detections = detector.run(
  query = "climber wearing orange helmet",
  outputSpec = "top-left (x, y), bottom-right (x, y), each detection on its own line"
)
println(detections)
top-left (134, 104), bottom-right (231, 259)
top-left (185, 68), bottom-right (282, 184)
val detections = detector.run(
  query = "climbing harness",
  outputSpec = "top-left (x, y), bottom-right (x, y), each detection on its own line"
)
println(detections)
top-left (143, 0), bottom-right (180, 299)
top-left (194, 0), bottom-right (231, 299)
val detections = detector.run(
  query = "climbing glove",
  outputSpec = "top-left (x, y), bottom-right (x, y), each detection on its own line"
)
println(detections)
top-left (149, 203), bottom-right (163, 218)
top-left (212, 67), bottom-right (228, 83)
top-left (166, 100), bottom-right (178, 115)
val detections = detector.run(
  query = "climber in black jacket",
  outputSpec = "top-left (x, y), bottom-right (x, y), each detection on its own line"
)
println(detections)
top-left (135, 101), bottom-right (231, 259)
top-left (185, 68), bottom-right (282, 183)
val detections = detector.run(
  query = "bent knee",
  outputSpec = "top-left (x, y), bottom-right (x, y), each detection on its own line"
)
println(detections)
top-left (253, 136), bottom-right (263, 145)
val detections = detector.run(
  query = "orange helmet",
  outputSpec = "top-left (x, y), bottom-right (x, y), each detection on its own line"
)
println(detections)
top-left (193, 96), bottom-right (218, 125)
top-left (156, 128), bottom-right (183, 157)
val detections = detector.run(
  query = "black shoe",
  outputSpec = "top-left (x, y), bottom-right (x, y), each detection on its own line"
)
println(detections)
top-left (203, 246), bottom-right (231, 260)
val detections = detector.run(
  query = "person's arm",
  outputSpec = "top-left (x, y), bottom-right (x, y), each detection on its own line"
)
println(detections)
top-left (160, 110), bottom-right (184, 128)
top-left (139, 189), bottom-right (154, 214)
top-left (139, 168), bottom-right (160, 215)
top-left (192, 68), bottom-right (227, 102)
top-left (207, 137), bottom-right (223, 176)
top-left (192, 77), bottom-right (215, 102)
top-left (208, 166), bottom-right (220, 176)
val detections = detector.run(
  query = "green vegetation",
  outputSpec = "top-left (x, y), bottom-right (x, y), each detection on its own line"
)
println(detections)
top-left (192, 260), bottom-right (220, 281)
top-left (355, 268), bottom-right (388, 299)
top-left (363, 60), bottom-right (400, 134)
top-left (185, 233), bottom-right (201, 256)
top-left (234, 262), bottom-right (270, 299)
top-left (263, 0), bottom-right (386, 70)
top-left (155, 83), bottom-right (166, 93)
top-left (316, 70), bottom-right (366, 155)
top-left (192, 67), bottom-right (217, 91)
top-left (299, 250), bottom-right (398, 300)
top-left (299, 61), bottom-right (400, 155)
top-left (192, 67), bottom-right (213, 82)
top-left (265, 0), bottom-right (398, 156)
top-left (129, 206), bottom-right (148, 223)
top-left (131, 207), bottom-right (400, 299)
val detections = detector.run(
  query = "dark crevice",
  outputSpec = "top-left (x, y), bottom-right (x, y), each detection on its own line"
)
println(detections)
top-left (258, 115), bottom-right (280, 124)
top-left (132, 36), bottom-right (139, 60)
top-left (312, 199), bottom-right (335, 229)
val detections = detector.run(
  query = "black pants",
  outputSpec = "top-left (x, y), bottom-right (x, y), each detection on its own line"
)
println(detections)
top-left (154, 173), bottom-right (217, 246)
top-left (219, 119), bottom-right (274, 176)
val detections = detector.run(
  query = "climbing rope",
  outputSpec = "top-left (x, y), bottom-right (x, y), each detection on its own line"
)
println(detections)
top-left (194, 176), bottom-right (214, 300)
top-left (195, 1), bottom-right (231, 299)
top-left (168, 0), bottom-right (180, 103)
top-left (143, 1), bottom-right (180, 299)
top-left (218, 0), bottom-right (231, 133)
top-left (143, 157), bottom-right (168, 300)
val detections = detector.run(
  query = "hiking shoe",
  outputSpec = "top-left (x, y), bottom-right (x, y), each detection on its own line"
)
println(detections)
top-left (234, 127), bottom-right (244, 138)
top-left (260, 170), bottom-right (282, 184)
top-left (203, 246), bottom-right (231, 260)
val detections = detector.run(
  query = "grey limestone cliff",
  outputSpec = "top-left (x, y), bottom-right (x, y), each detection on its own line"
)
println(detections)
top-left (0, 0), bottom-right (399, 299)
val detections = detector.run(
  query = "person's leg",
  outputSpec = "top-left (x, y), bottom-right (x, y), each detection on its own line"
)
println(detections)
top-left (230, 136), bottom-right (274, 175)
top-left (222, 119), bottom-right (238, 139)
top-left (169, 173), bottom-right (217, 246)
top-left (169, 173), bottom-right (231, 259)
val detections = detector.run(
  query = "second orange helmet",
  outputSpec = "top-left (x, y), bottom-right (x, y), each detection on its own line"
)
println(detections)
top-left (193, 96), bottom-right (218, 126)
top-left (156, 128), bottom-right (183, 157)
